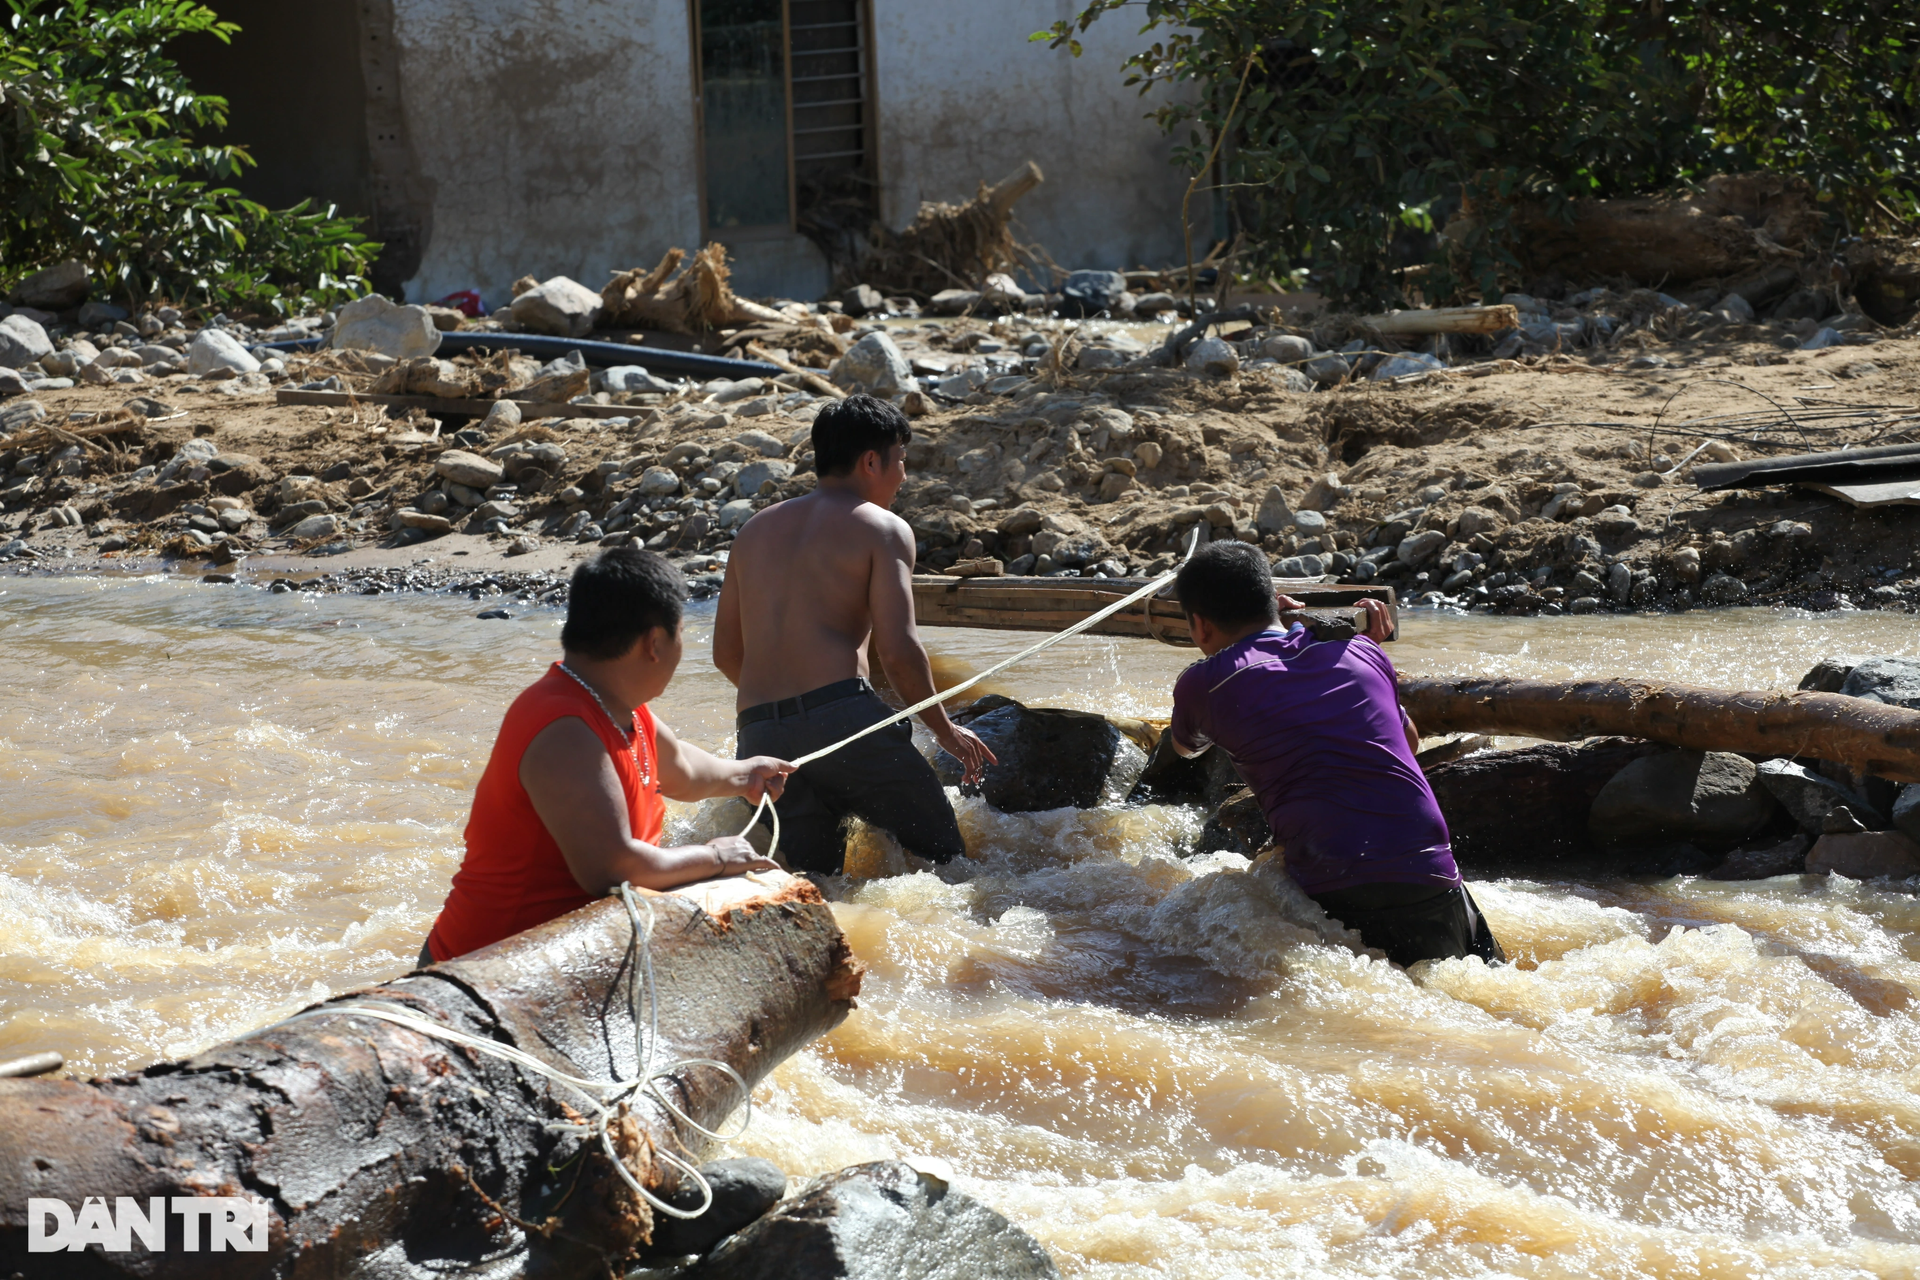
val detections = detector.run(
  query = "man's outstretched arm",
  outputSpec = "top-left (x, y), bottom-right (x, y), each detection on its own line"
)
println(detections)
top-left (520, 717), bottom-right (774, 894)
top-left (865, 515), bottom-right (997, 783)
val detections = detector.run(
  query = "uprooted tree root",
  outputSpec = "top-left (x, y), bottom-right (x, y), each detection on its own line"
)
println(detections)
top-left (600, 244), bottom-right (788, 334)
top-left (843, 161), bottom-right (1044, 297)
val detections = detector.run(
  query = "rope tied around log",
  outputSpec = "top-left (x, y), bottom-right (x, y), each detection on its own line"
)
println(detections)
top-left (268, 532), bottom-right (1208, 1234)
top-left (279, 886), bottom-right (747, 1224)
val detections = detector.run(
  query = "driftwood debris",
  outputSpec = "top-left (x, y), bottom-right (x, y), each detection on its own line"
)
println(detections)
top-left (0, 873), bottom-right (861, 1278)
top-left (851, 161), bottom-right (1043, 297)
top-left (1362, 305), bottom-right (1519, 336)
top-left (1398, 676), bottom-right (1920, 785)
top-left (601, 244), bottom-right (790, 335)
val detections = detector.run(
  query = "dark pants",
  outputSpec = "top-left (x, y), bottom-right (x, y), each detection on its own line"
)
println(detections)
top-left (1310, 881), bottom-right (1506, 968)
top-left (737, 679), bottom-right (966, 874)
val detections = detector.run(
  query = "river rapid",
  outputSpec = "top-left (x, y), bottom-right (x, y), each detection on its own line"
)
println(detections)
top-left (3, 573), bottom-right (1918, 1278)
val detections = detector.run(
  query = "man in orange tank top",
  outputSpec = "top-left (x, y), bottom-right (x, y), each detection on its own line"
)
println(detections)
top-left (424, 548), bottom-right (791, 963)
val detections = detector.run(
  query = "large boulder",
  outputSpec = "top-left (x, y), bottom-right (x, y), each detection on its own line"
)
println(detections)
top-left (1894, 785), bottom-right (1920, 844)
top-left (1837, 656), bottom-right (1920, 709)
top-left (8, 259), bottom-right (89, 310)
top-left (187, 328), bottom-right (261, 377)
top-left (332, 294), bottom-right (442, 360)
top-left (1185, 336), bottom-right (1239, 377)
top-left (1755, 759), bottom-right (1883, 834)
top-left (1194, 785), bottom-right (1272, 856)
top-left (1128, 732), bottom-right (1245, 809)
top-left (832, 331), bottom-right (913, 396)
top-left (644, 1158), bottom-right (788, 1261)
top-left (932, 696), bottom-right (1147, 811)
top-left (1255, 485), bottom-right (1293, 534)
top-left (519, 350), bottom-right (590, 403)
top-left (1426, 738), bottom-right (1664, 871)
top-left (1058, 269), bottom-right (1127, 317)
top-left (735, 458), bottom-right (792, 497)
top-left (0, 314), bottom-right (53, 368)
top-left (508, 275), bottom-right (603, 338)
top-left (683, 1161), bottom-right (1058, 1280)
top-left (1806, 830), bottom-right (1920, 879)
top-left (1588, 749), bottom-right (1776, 851)
top-left (433, 449), bottom-right (505, 489)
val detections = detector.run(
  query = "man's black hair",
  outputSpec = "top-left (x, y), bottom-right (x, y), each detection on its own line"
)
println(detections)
top-left (1175, 540), bottom-right (1279, 631)
top-left (812, 392), bottom-right (912, 477)
top-left (560, 547), bottom-right (687, 659)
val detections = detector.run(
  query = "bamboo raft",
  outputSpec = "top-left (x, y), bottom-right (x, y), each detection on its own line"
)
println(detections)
top-left (910, 575), bottom-right (1399, 645)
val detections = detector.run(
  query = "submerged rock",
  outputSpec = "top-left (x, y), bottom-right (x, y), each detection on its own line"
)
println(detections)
top-left (1806, 830), bottom-right (1920, 879)
top-left (932, 696), bottom-right (1146, 811)
top-left (1587, 749), bottom-right (1776, 851)
top-left (1756, 759), bottom-right (1883, 834)
top-left (646, 1158), bottom-right (788, 1261)
top-left (683, 1160), bottom-right (1059, 1280)
top-left (1837, 656), bottom-right (1920, 710)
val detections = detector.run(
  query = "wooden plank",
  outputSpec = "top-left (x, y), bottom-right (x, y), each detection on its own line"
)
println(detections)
top-left (275, 389), bottom-right (643, 420)
top-left (911, 576), bottom-right (1398, 645)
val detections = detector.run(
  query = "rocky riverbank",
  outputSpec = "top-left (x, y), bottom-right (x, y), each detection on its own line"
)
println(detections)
top-left (2, 286), bottom-right (1917, 615)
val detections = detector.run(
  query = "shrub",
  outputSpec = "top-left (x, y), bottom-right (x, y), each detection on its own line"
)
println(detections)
top-left (0, 0), bottom-right (378, 313)
top-left (1042, 1), bottom-right (1919, 306)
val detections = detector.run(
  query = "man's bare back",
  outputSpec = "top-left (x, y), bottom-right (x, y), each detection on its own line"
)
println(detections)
top-left (716, 485), bottom-right (905, 708)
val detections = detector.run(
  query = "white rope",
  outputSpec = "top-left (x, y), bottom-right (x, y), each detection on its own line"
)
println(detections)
top-left (738, 528), bottom-right (1202, 857)
top-left (278, 885), bottom-right (748, 1222)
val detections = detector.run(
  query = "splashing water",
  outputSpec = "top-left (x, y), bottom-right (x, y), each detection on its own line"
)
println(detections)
top-left (3, 576), bottom-right (1918, 1277)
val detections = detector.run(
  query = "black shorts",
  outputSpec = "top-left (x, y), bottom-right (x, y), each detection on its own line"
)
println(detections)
top-left (1309, 881), bottom-right (1506, 968)
top-left (736, 678), bottom-right (966, 874)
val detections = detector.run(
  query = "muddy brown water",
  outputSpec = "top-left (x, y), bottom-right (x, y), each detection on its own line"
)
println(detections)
top-left (3, 576), bottom-right (1918, 1276)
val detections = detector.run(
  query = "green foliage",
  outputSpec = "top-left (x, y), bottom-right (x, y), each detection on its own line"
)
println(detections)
top-left (0, 0), bottom-right (378, 313)
top-left (1041, 1), bottom-right (1919, 306)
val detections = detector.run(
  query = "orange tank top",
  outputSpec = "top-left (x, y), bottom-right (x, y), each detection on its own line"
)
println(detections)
top-left (427, 663), bottom-right (666, 961)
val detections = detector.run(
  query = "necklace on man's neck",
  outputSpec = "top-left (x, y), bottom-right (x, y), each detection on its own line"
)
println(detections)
top-left (556, 661), bottom-right (653, 787)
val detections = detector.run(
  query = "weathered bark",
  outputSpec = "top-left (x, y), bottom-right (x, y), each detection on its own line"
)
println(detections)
top-left (1399, 676), bottom-right (1920, 785)
top-left (1424, 738), bottom-right (1664, 870)
top-left (0, 873), bottom-right (862, 1279)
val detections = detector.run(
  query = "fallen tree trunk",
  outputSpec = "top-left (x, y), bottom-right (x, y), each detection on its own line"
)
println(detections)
top-left (1442, 172), bottom-right (1822, 288)
top-left (0, 873), bottom-right (861, 1279)
top-left (1398, 676), bottom-right (1920, 784)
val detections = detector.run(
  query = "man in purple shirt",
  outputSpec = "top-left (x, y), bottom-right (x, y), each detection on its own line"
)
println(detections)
top-left (1168, 542), bottom-right (1504, 967)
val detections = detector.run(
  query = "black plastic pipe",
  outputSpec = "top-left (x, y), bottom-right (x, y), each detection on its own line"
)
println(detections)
top-left (260, 331), bottom-right (779, 380)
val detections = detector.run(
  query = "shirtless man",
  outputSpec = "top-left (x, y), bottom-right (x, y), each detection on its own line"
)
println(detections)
top-left (714, 393), bottom-right (995, 873)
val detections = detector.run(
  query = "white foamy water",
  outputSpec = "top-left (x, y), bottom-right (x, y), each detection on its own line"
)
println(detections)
top-left (2, 574), bottom-right (1918, 1277)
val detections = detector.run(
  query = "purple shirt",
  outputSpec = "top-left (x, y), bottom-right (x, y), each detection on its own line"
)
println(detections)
top-left (1169, 626), bottom-right (1460, 896)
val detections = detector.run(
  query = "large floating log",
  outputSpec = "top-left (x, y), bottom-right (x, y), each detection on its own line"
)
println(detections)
top-left (912, 576), bottom-right (1398, 646)
top-left (0, 872), bottom-right (861, 1278)
top-left (1399, 676), bottom-right (1920, 784)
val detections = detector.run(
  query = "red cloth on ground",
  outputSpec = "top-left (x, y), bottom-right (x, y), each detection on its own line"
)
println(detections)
top-left (427, 664), bottom-right (664, 960)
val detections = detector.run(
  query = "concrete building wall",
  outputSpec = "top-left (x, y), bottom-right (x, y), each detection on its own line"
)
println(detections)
top-left (870, 1), bottom-right (1194, 279)
top-left (377, 0), bottom-right (1187, 305)
top-left (385, 0), bottom-right (715, 307)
